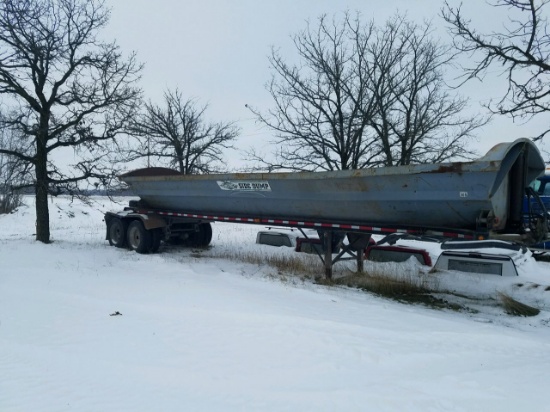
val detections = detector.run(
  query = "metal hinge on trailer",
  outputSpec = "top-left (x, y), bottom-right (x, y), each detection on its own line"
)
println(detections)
top-left (135, 208), bottom-right (478, 239)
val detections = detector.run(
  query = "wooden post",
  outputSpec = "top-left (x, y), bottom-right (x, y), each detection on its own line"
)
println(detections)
top-left (324, 231), bottom-right (333, 280)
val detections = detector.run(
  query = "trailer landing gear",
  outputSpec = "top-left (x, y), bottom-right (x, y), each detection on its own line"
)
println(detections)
top-left (308, 230), bottom-right (371, 280)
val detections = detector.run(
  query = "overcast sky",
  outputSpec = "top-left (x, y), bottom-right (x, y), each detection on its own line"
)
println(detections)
top-left (103, 0), bottom-right (549, 169)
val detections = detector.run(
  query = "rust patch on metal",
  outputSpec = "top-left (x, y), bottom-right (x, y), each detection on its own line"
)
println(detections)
top-left (232, 173), bottom-right (253, 179)
top-left (424, 163), bottom-right (464, 175)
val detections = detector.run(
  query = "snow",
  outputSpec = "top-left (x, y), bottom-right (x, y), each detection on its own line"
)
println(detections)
top-left (1, 196), bottom-right (550, 412)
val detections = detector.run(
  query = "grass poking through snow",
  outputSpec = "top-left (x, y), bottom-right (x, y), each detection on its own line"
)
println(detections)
top-left (333, 269), bottom-right (465, 310)
top-left (498, 292), bottom-right (541, 317)
top-left (198, 247), bottom-right (543, 316)
top-left (204, 248), bottom-right (326, 278)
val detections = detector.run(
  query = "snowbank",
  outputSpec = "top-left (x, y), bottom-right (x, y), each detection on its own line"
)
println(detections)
top-left (1, 196), bottom-right (550, 412)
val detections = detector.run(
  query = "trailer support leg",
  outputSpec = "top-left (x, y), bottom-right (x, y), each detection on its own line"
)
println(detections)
top-left (324, 231), bottom-right (333, 280)
top-left (356, 250), bottom-right (364, 273)
top-left (346, 232), bottom-right (370, 274)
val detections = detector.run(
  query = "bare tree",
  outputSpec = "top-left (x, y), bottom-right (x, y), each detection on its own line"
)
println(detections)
top-left (365, 16), bottom-right (487, 166)
top-left (132, 89), bottom-right (239, 174)
top-left (248, 12), bottom-right (485, 171)
top-left (0, 0), bottom-right (142, 243)
top-left (248, 13), bottom-right (379, 172)
top-left (443, 0), bottom-right (550, 140)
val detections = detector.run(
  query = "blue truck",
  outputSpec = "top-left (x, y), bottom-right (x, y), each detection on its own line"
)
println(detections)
top-left (526, 170), bottom-right (550, 252)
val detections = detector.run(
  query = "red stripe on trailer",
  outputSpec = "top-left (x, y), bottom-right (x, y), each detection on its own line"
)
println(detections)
top-left (137, 208), bottom-right (475, 239)
top-left (430, 231), bottom-right (474, 239)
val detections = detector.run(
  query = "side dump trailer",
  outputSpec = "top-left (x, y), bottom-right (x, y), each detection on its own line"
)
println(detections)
top-left (105, 139), bottom-right (548, 277)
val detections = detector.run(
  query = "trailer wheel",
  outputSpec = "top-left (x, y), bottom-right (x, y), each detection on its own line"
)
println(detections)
top-left (108, 218), bottom-right (127, 248)
top-left (201, 223), bottom-right (213, 246)
top-left (148, 228), bottom-right (163, 253)
top-left (189, 223), bottom-right (212, 247)
top-left (127, 220), bottom-right (151, 254)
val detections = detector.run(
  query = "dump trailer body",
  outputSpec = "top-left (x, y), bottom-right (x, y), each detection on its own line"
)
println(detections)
top-left (119, 139), bottom-right (545, 239)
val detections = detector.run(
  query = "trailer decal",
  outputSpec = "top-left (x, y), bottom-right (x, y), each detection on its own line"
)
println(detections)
top-left (217, 180), bottom-right (271, 191)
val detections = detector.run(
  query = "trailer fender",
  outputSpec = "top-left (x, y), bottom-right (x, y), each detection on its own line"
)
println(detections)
top-left (138, 214), bottom-right (167, 230)
top-left (105, 211), bottom-right (167, 230)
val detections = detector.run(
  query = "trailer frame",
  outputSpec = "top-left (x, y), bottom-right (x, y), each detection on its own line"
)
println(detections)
top-left (105, 202), bottom-right (499, 279)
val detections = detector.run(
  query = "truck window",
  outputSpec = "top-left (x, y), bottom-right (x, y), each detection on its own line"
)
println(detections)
top-left (530, 179), bottom-right (542, 193)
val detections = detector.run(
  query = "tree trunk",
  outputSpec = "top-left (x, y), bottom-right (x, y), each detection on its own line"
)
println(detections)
top-left (35, 133), bottom-right (50, 243)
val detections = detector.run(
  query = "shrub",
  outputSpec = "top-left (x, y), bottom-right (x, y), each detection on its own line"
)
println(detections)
top-left (0, 188), bottom-right (22, 214)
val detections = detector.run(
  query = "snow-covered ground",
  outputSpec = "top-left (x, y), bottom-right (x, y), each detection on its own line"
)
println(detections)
top-left (1, 196), bottom-right (550, 412)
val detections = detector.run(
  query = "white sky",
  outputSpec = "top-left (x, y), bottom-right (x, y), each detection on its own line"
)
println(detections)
top-left (104, 0), bottom-right (550, 169)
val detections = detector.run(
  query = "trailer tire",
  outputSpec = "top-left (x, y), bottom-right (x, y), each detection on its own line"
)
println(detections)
top-left (202, 223), bottom-right (213, 246)
top-left (189, 223), bottom-right (212, 247)
top-left (148, 228), bottom-right (163, 253)
top-left (127, 220), bottom-right (151, 254)
top-left (108, 218), bottom-right (127, 248)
